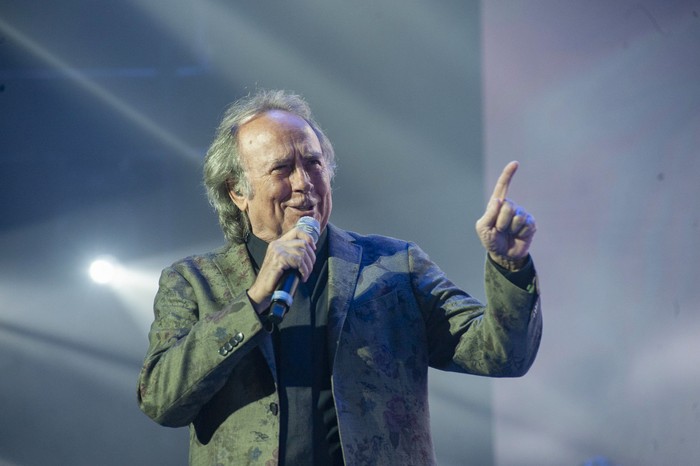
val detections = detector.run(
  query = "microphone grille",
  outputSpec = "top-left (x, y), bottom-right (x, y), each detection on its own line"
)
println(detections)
top-left (296, 216), bottom-right (321, 244)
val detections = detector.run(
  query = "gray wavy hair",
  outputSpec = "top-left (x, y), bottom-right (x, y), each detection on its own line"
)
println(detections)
top-left (203, 89), bottom-right (337, 243)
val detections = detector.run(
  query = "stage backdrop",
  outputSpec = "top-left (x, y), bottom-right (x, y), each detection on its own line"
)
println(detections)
top-left (482, 1), bottom-right (700, 465)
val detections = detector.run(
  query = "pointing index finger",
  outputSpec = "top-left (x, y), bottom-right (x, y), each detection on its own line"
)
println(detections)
top-left (490, 161), bottom-right (519, 201)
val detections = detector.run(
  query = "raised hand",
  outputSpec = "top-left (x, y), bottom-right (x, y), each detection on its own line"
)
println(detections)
top-left (475, 161), bottom-right (536, 270)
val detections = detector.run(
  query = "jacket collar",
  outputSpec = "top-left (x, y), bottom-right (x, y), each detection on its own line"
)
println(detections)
top-left (213, 223), bottom-right (362, 298)
top-left (212, 240), bottom-right (256, 299)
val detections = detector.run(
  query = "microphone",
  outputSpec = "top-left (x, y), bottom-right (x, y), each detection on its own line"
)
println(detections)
top-left (268, 216), bottom-right (320, 325)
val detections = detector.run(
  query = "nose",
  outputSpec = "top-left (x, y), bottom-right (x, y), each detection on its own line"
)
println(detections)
top-left (290, 163), bottom-right (312, 193)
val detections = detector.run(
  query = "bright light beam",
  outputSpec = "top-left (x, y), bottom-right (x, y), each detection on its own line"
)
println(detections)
top-left (0, 17), bottom-right (201, 162)
top-left (108, 267), bottom-right (161, 334)
top-left (86, 255), bottom-right (161, 333)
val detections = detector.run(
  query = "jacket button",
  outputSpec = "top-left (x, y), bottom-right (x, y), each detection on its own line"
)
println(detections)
top-left (233, 332), bottom-right (244, 343)
top-left (269, 402), bottom-right (279, 416)
top-left (218, 347), bottom-right (228, 356)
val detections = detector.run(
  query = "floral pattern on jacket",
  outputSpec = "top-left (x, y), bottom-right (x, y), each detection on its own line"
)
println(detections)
top-left (137, 224), bottom-right (542, 465)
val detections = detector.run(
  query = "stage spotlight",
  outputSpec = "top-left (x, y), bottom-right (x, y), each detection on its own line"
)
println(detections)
top-left (89, 257), bottom-right (119, 284)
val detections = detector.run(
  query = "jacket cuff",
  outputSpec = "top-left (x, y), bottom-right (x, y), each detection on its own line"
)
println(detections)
top-left (487, 254), bottom-right (537, 294)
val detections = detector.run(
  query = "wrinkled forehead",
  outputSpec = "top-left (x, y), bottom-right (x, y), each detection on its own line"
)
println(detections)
top-left (240, 109), bottom-right (311, 134)
top-left (239, 110), bottom-right (317, 144)
top-left (237, 110), bottom-right (322, 167)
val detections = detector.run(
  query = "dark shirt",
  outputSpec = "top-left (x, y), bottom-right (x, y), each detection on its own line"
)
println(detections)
top-left (245, 229), bottom-right (343, 466)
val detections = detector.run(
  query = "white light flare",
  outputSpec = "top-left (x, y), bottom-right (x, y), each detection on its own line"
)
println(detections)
top-left (89, 257), bottom-right (121, 284)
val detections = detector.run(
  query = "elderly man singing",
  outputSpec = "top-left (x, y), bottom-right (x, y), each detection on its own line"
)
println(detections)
top-left (137, 89), bottom-right (542, 466)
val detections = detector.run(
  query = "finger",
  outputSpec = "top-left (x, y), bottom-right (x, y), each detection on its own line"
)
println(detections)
top-left (476, 197), bottom-right (502, 230)
top-left (298, 230), bottom-right (318, 250)
top-left (510, 206), bottom-right (535, 232)
top-left (267, 239), bottom-right (313, 270)
top-left (283, 240), bottom-right (314, 274)
top-left (278, 237), bottom-right (315, 280)
top-left (510, 209), bottom-right (527, 235)
top-left (490, 161), bottom-right (519, 201)
top-left (284, 226), bottom-right (317, 250)
top-left (514, 210), bottom-right (536, 237)
top-left (300, 244), bottom-right (317, 281)
top-left (495, 200), bottom-right (516, 232)
top-left (517, 221), bottom-right (536, 240)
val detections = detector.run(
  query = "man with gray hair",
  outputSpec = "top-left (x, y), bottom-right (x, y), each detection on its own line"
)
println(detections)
top-left (137, 89), bottom-right (542, 466)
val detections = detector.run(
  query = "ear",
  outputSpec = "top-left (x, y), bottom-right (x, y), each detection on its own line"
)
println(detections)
top-left (228, 185), bottom-right (248, 212)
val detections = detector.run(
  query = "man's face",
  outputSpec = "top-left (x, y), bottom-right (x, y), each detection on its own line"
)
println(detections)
top-left (230, 110), bottom-right (333, 242)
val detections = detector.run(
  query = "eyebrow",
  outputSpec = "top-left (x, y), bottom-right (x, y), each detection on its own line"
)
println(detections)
top-left (302, 151), bottom-right (323, 160)
top-left (266, 150), bottom-right (323, 167)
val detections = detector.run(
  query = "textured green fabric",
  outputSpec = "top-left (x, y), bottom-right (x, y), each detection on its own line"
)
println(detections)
top-left (137, 224), bottom-right (542, 466)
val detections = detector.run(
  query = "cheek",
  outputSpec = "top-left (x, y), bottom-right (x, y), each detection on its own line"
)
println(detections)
top-left (314, 171), bottom-right (332, 194)
top-left (263, 179), bottom-right (290, 201)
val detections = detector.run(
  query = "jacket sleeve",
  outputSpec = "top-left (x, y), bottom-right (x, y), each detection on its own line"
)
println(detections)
top-left (408, 243), bottom-right (542, 377)
top-left (136, 262), bottom-right (268, 427)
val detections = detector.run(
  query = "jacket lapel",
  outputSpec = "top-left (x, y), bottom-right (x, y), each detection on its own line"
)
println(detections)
top-left (326, 224), bottom-right (362, 362)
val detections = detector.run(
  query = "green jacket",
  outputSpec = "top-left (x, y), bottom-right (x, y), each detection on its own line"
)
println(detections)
top-left (137, 224), bottom-right (542, 465)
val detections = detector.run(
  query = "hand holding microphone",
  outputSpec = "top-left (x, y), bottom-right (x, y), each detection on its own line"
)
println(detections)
top-left (269, 216), bottom-right (320, 324)
top-left (246, 216), bottom-right (321, 325)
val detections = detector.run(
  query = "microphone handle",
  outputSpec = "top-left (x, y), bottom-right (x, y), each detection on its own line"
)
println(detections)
top-left (267, 216), bottom-right (320, 326)
top-left (269, 270), bottom-right (300, 325)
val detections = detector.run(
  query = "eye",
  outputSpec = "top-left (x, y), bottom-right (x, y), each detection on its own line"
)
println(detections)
top-left (270, 163), bottom-right (289, 174)
top-left (307, 158), bottom-right (323, 168)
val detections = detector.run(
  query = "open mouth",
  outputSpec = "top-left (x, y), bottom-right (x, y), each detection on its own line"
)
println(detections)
top-left (289, 205), bottom-right (315, 213)
top-left (287, 200), bottom-right (315, 211)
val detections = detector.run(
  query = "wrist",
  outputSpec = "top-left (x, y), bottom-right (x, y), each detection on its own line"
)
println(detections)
top-left (246, 286), bottom-right (271, 315)
top-left (488, 252), bottom-right (528, 272)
